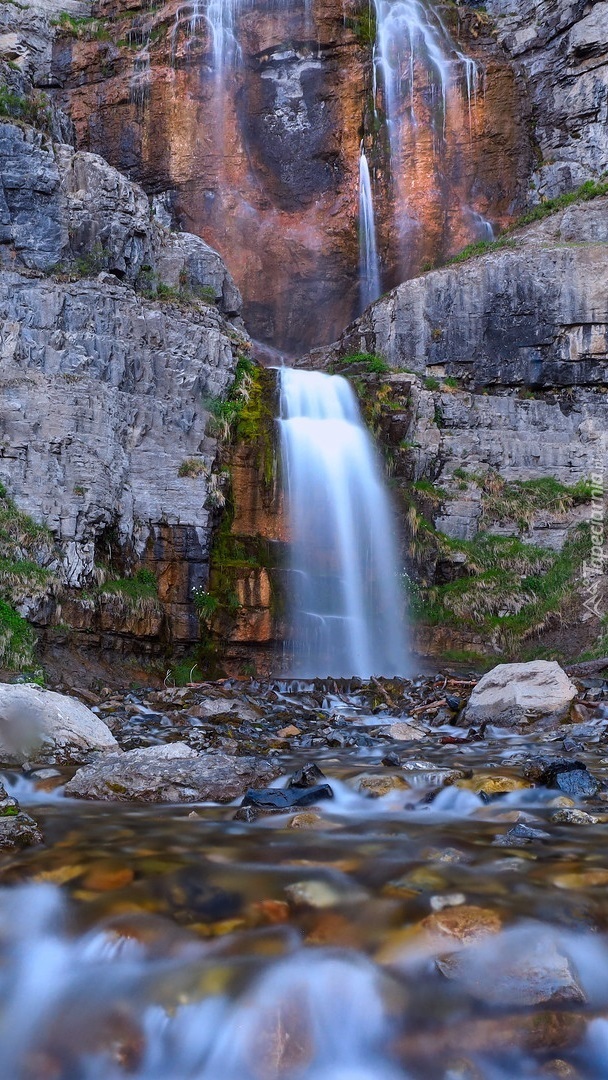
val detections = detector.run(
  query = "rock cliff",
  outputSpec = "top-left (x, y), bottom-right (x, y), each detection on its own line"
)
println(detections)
top-left (0, 6), bottom-right (249, 678)
top-left (486, 0), bottom-right (608, 199)
top-left (48, 0), bottom-right (529, 352)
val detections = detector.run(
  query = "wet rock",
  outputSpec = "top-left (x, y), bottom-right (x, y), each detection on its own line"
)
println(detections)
top-left (0, 683), bottom-right (118, 764)
top-left (523, 757), bottom-right (600, 797)
top-left (446, 695), bottom-right (461, 712)
top-left (350, 773), bottom-right (410, 798)
top-left (289, 812), bottom-right (323, 829)
top-left (553, 868), bottom-right (608, 889)
top-left (494, 822), bottom-right (552, 846)
top-left (437, 934), bottom-right (586, 1007)
top-left (523, 756), bottom-right (587, 785)
top-left (64, 744), bottom-right (281, 803)
top-left (464, 662), bottom-right (577, 728)
top-left (555, 770), bottom-right (599, 798)
top-left (288, 763), bottom-right (328, 789)
top-left (384, 721), bottom-right (427, 741)
top-left (551, 808), bottom-right (599, 825)
top-left (456, 774), bottom-right (532, 796)
top-left (0, 780), bottom-right (42, 848)
top-left (241, 784), bottom-right (334, 812)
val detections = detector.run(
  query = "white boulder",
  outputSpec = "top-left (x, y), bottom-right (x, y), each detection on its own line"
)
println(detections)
top-left (0, 683), bottom-right (118, 763)
top-left (464, 661), bottom-right (578, 727)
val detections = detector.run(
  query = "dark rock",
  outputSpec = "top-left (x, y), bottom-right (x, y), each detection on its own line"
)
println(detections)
top-left (556, 770), bottom-right (599, 798)
top-left (446, 695), bottom-right (461, 711)
top-left (495, 822), bottom-right (552, 846)
top-left (288, 763), bottom-right (328, 789)
top-left (382, 752), bottom-right (402, 767)
top-left (241, 784), bottom-right (334, 811)
top-left (523, 757), bottom-right (588, 786)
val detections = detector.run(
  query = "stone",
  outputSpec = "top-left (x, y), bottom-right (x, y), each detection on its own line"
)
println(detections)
top-left (0, 683), bottom-right (117, 763)
top-left (240, 784), bottom-right (334, 811)
top-left (350, 773), bottom-right (410, 798)
top-left (0, 781), bottom-right (42, 849)
top-left (437, 934), bottom-right (586, 1007)
top-left (456, 774), bottom-right (532, 795)
top-left (276, 725), bottom-right (301, 738)
top-left (288, 763), bottom-right (328, 789)
top-left (284, 880), bottom-right (363, 909)
top-left (64, 744), bottom-right (281, 802)
top-left (385, 721), bottom-right (427, 741)
top-left (555, 770), bottom-right (600, 798)
top-left (551, 808), bottom-right (599, 825)
top-left (289, 811), bottom-right (323, 829)
top-left (463, 662), bottom-right (578, 727)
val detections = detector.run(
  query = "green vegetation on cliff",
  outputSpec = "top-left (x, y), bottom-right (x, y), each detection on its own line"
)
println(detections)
top-left (0, 484), bottom-right (57, 672)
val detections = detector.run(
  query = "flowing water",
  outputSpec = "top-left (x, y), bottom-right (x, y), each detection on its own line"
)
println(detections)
top-left (3, 677), bottom-right (608, 1078)
top-left (278, 368), bottom-right (408, 678)
top-left (359, 146), bottom-right (382, 310)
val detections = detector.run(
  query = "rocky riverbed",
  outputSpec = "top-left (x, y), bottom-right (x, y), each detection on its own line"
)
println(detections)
top-left (1, 663), bottom-right (608, 1077)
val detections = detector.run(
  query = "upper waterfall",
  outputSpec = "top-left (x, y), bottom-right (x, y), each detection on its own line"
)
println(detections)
top-left (279, 367), bottom-right (409, 678)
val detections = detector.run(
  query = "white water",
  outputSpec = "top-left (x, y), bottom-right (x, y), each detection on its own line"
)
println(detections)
top-left (359, 146), bottom-right (382, 310)
top-left (0, 884), bottom-right (406, 1080)
top-left (279, 368), bottom-right (409, 678)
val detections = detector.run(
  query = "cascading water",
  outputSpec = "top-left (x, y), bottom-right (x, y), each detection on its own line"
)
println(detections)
top-left (359, 146), bottom-right (382, 310)
top-left (279, 368), bottom-right (409, 678)
top-left (363, 0), bottom-right (490, 279)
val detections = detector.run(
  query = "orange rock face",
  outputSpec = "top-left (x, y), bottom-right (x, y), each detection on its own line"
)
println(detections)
top-left (54, 1), bottom-right (530, 354)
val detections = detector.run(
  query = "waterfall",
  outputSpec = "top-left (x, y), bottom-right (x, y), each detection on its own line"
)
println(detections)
top-left (279, 368), bottom-right (409, 678)
top-left (359, 146), bottom-right (382, 310)
top-left (372, 0), bottom-right (480, 147)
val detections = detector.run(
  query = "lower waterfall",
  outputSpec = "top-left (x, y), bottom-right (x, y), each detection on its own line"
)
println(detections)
top-left (278, 367), bottom-right (409, 678)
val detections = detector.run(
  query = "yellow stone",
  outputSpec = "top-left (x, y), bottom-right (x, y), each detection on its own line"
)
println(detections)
top-left (457, 774), bottom-right (532, 795)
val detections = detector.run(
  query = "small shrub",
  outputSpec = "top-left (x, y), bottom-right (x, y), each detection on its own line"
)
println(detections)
top-left (424, 376), bottom-right (440, 391)
top-left (192, 588), bottom-right (219, 620)
top-left (178, 458), bottom-right (208, 478)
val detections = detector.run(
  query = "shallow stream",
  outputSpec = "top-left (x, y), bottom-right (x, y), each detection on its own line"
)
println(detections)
top-left (2, 678), bottom-right (608, 1079)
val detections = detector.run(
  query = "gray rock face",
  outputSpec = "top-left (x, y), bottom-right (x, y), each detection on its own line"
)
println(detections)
top-left (0, 270), bottom-right (239, 598)
top-left (464, 661), bottom-right (578, 727)
top-left (64, 742), bottom-right (282, 802)
top-left (486, 0), bottom-right (608, 198)
top-left (332, 201), bottom-right (608, 388)
top-left (0, 123), bottom-right (67, 270)
top-left (0, 40), bottom-right (246, 647)
top-left (0, 682), bottom-right (117, 763)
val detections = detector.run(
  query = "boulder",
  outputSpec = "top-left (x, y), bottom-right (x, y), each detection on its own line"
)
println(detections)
top-left (64, 743), bottom-right (281, 803)
top-left (464, 662), bottom-right (577, 727)
top-left (0, 683), bottom-right (117, 764)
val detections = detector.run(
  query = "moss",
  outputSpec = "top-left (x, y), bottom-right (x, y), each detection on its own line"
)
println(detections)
top-left (0, 598), bottom-right (35, 671)
top-left (424, 376), bottom-right (440, 390)
top-left (334, 352), bottom-right (390, 375)
top-left (97, 569), bottom-right (160, 616)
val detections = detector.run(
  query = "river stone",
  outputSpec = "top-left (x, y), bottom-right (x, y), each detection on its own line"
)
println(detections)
top-left (0, 781), bottom-right (42, 848)
top-left (0, 683), bottom-right (118, 764)
top-left (437, 936), bottom-right (586, 1007)
top-left (64, 743), bottom-right (281, 802)
top-left (464, 662), bottom-right (577, 727)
